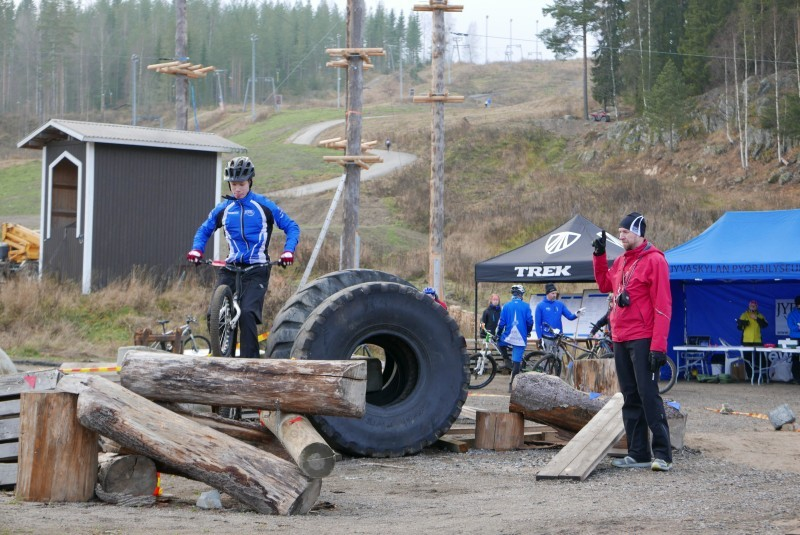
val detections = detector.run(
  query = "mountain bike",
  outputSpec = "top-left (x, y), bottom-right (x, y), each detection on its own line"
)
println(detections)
top-left (150, 316), bottom-right (211, 356)
top-left (206, 260), bottom-right (281, 358)
top-left (531, 323), bottom-right (677, 394)
top-left (468, 332), bottom-right (547, 390)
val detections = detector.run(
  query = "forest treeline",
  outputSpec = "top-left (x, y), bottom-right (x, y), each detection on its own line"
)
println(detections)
top-left (0, 0), bottom-right (423, 124)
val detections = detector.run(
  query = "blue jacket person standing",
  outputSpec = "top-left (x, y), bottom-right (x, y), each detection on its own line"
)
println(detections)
top-left (187, 156), bottom-right (300, 359)
top-left (496, 284), bottom-right (534, 391)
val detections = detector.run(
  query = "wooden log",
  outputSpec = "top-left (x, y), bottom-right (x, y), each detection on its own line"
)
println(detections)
top-left (509, 373), bottom-right (685, 449)
top-left (16, 392), bottom-right (98, 502)
top-left (573, 359), bottom-right (620, 395)
top-left (259, 410), bottom-right (335, 478)
top-left (58, 375), bottom-right (320, 515)
top-left (474, 411), bottom-right (523, 451)
top-left (98, 453), bottom-right (157, 496)
top-left (119, 351), bottom-right (366, 417)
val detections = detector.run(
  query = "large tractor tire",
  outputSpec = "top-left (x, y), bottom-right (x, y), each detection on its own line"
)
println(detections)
top-left (264, 269), bottom-right (413, 360)
top-left (290, 281), bottom-right (469, 457)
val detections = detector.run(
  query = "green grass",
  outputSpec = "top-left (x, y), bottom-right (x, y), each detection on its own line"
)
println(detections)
top-left (0, 161), bottom-right (41, 216)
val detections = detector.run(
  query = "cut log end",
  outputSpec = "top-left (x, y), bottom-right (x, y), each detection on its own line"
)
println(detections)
top-left (298, 444), bottom-right (336, 479)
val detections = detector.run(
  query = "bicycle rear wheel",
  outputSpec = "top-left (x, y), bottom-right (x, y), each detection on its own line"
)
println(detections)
top-left (183, 335), bottom-right (211, 356)
top-left (530, 353), bottom-right (562, 378)
top-left (658, 357), bottom-right (677, 395)
top-left (468, 352), bottom-right (497, 390)
top-left (208, 285), bottom-right (236, 358)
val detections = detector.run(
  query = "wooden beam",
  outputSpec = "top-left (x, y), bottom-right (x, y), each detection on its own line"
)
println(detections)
top-left (325, 47), bottom-right (386, 56)
top-left (0, 398), bottom-right (20, 417)
top-left (0, 370), bottom-right (61, 398)
top-left (413, 3), bottom-right (464, 12)
top-left (0, 441), bottom-right (19, 462)
top-left (147, 60), bottom-right (180, 70)
top-left (259, 410), bottom-right (336, 478)
top-left (118, 351), bottom-right (367, 417)
top-left (0, 417), bottom-right (19, 441)
top-left (535, 393), bottom-right (625, 481)
top-left (412, 95), bottom-right (465, 103)
top-left (59, 374), bottom-right (320, 515)
top-left (0, 464), bottom-right (16, 488)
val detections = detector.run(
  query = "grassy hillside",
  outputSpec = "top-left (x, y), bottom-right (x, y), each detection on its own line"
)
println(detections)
top-left (2, 59), bottom-right (800, 360)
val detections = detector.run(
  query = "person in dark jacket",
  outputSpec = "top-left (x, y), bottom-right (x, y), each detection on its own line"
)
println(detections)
top-left (481, 294), bottom-right (511, 372)
top-left (187, 156), bottom-right (300, 359)
top-left (592, 211), bottom-right (673, 472)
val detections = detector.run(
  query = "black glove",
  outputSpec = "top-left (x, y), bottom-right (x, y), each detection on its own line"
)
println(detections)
top-left (649, 351), bottom-right (667, 374)
top-left (756, 317), bottom-right (768, 328)
top-left (736, 318), bottom-right (748, 330)
top-left (592, 230), bottom-right (606, 256)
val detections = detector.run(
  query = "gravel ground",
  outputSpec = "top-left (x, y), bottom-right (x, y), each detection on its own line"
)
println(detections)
top-left (2, 377), bottom-right (799, 535)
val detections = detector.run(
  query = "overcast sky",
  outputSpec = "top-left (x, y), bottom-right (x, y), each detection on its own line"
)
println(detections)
top-left (329, 0), bottom-right (567, 62)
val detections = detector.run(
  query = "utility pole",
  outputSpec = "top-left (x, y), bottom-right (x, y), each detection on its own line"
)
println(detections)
top-left (399, 38), bottom-right (404, 102)
top-left (485, 15), bottom-right (488, 64)
top-left (175, 0), bottom-right (188, 130)
top-left (411, 0), bottom-right (463, 300)
top-left (131, 54), bottom-right (138, 125)
top-left (250, 34), bottom-right (258, 122)
top-left (214, 69), bottom-right (226, 111)
top-left (336, 34), bottom-right (342, 108)
top-left (342, 0), bottom-right (365, 269)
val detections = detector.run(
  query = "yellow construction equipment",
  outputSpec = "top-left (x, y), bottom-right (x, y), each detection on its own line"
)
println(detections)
top-left (1, 223), bottom-right (40, 267)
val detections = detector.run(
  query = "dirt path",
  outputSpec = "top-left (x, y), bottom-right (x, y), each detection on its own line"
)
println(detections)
top-left (3, 379), bottom-right (799, 534)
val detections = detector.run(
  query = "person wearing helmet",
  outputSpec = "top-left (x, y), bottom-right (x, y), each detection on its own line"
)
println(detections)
top-left (187, 156), bottom-right (300, 359)
top-left (423, 287), bottom-right (448, 310)
top-left (496, 284), bottom-right (533, 391)
top-left (534, 282), bottom-right (585, 353)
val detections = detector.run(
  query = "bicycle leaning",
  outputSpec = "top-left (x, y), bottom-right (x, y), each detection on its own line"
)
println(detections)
top-left (150, 315), bottom-right (211, 356)
top-left (530, 322), bottom-right (676, 394)
top-left (467, 332), bottom-right (548, 390)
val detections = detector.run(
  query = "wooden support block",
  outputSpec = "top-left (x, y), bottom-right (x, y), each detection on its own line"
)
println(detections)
top-left (62, 375), bottom-right (319, 515)
top-left (435, 436), bottom-right (472, 453)
top-left (98, 453), bottom-right (157, 496)
top-left (573, 359), bottom-right (619, 395)
top-left (117, 351), bottom-right (367, 417)
top-left (474, 411), bottom-right (523, 451)
top-left (259, 410), bottom-right (335, 478)
top-left (535, 393), bottom-right (625, 481)
top-left (16, 392), bottom-right (98, 502)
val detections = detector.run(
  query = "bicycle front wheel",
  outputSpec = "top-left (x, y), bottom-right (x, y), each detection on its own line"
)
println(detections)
top-left (468, 352), bottom-right (497, 390)
top-left (183, 335), bottom-right (211, 356)
top-left (658, 357), bottom-right (677, 395)
top-left (209, 285), bottom-right (236, 357)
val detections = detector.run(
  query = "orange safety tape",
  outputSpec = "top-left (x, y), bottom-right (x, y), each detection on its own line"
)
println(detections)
top-left (62, 366), bottom-right (121, 373)
top-left (153, 472), bottom-right (162, 496)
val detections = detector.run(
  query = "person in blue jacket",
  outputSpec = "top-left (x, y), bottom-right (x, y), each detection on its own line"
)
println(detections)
top-left (187, 156), bottom-right (300, 359)
top-left (535, 282), bottom-right (585, 353)
top-left (787, 295), bottom-right (800, 381)
top-left (496, 284), bottom-right (533, 391)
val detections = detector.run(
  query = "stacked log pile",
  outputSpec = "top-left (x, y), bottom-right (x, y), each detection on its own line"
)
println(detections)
top-left (10, 351), bottom-right (367, 515)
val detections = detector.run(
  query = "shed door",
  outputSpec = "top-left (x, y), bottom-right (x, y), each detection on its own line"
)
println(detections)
top-left (45, 155), bottom-right (83, 281)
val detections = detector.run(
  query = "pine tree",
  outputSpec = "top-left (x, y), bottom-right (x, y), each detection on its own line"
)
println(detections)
top-left (647, 59), bottom-right (689, 150)
top-left (678, 0), bottom-right (735, 95)
top-left (591, 0), bottom-right (624, 112)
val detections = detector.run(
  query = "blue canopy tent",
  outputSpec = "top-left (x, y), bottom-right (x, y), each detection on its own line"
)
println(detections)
top-left (665, 209), bottom-right (800, 357)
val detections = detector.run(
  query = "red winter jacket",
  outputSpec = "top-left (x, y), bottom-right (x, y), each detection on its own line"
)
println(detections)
top-left (592, 240), bottom-right (672, 353)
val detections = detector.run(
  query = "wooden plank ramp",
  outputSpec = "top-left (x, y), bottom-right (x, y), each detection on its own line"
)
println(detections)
top-left (535, 392), bottom-right (625, 481)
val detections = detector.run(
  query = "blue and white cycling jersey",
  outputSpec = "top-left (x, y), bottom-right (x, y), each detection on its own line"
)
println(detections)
top-left (192, 190), bottom-right (300, 264)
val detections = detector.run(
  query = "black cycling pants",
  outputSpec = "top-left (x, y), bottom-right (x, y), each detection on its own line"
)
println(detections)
top-left (215, 264), bottom-right (270, 358)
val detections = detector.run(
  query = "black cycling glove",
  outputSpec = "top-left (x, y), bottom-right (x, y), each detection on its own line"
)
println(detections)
top-left (592, 230), bottom-right (607, 256)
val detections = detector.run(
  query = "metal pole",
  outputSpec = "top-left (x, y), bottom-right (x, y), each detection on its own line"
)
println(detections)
top-left (485, 15), bottom-right (488, 64)
top-left (131, 54), bottom-right (138, 125)
top-left (250, 34), bottom-right (257, 121)
top-left (299, 174), bottom-right (347, 289)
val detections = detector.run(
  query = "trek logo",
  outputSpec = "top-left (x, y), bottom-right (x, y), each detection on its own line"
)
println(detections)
top-left (513, 265), bottom-right (572, 277)
top-left (545, 232), bottom-right (580, 254)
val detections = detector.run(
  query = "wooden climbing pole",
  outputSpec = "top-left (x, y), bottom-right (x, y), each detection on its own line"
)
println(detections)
top-left (413, 0), bottom-right (463, 300)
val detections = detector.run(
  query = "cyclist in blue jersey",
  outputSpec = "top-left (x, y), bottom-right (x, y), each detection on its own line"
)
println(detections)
top-left (496, 285), bottom-right (533, 391)
top-left (535, 282), bottom-right (585, 353)
top-left (186, 156), bottom-right (300, 358)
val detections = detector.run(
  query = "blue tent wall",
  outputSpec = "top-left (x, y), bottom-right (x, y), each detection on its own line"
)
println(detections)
top-left (668, 280), bottom-right (800, 354)
top-left (665, 209), bottom-right (800, 358)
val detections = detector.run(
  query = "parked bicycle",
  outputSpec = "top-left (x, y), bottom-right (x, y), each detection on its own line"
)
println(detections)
top-left (150, 316), bottom-right (211, 356)
top-left (531, 322), bottom-right (676, 394)
top-left (468, 331), bottom-right (547, 390)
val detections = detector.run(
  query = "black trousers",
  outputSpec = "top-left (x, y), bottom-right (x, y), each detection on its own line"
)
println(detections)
top-left (215, 264), bottom-right (270, 358)
top-left (614, 338), bottom-right (672, 463)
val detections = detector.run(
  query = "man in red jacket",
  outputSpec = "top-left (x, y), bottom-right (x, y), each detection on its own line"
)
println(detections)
top-left (592, 212), bottom-right (673, 472)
